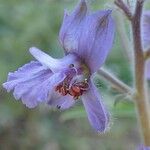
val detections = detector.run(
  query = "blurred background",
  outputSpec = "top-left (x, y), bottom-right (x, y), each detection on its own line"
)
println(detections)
top-left (0, 0), bottom-right (149, 149)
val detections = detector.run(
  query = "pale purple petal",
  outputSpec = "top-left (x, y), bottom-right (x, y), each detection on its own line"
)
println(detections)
top-left (145, 59), bottom-right (150, 79)
top-left (30, 47), bottom-right (79, 73)
top-left (60, 6), bottom-right (115, 73)
top-left (59, 0), bottom-right (87, 53)
top-left (81, 80), bottom-right (109, 132)
top-left (78, 10), bottom-right (115, 73)
top-left (137, 145), bottom-right (150, 150)
top-left (48, 91), bottom-right (75, 110)
top-left (3, 61), bottom-right (47, 92)
top-left (3, 61), bottom-right (66, 108)
top-left (142, 11), bottom-right (150, 49)
top-left (141, 11), bottom-right (150, 79)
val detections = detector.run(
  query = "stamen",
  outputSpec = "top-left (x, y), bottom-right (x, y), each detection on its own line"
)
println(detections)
top-left (71, 86), bottom-right (81, 93)
top-left (55, 80), bottom-right (89, 100)
top-left (57, 105), bottom-right (61, 109)
top-left (60, 87), bottom-right (67, 96)
top-left (69, 64), bottom-right (74, 68)
top-left (68, 81), bottom-right (89, 99)
top-left (84, 78), bottom-right (88, 83)
top-left (55, 63), bottom-right (90, 100)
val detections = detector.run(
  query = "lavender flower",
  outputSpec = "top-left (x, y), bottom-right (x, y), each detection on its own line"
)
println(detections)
top-left (142, 11), bottom-right (150, 49)
top-left (137, 145), bottom-right (150, 150)
top-left (142, 11), bottom-right (150, 78)
top-left (3, 0), bottom-right (115, 132)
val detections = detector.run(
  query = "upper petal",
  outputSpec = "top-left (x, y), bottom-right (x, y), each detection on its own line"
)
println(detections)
top-left (142, 11), bottom-right (150, 49)
top-left (59, 0), bottom-right (87, 53)
top-left (78, 10), bottom-right (115, 73)
top-left (81, 80), bottom-right (109, 132)
top-left (60, 4), bottom-right (115, 73)
top-left (3, 61), bottom-right (66, 108)
top-left (29, 47), bottom-right (79, 73)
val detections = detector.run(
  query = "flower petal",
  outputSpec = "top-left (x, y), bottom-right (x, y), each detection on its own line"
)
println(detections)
top-left (20, 73), bottom-right (65, 108)
top-left (145, 59), bottom-right (150, 79)
top-left (142, 11), bottom-right (150, 79)
top-left (81, 80), bottom-right (109, 132)
top-left (29, 47), bottom-right (79, 73)
top-left (137, 145), bottom-right (150, 150)
top-left (142, 11), bottom-right (150, 49)
top-left (3, 61), bottom-right (66, 108)
top-left (59, 0), bottom-right (87, 53)
top-left (48, 92), bottom-right (75, 110)
top-left (60, 5), bottom-right (115, 73)
top-left (78, 10), bottom-right (115, 73)
top-left (3, 61), bottom-right (47, 92)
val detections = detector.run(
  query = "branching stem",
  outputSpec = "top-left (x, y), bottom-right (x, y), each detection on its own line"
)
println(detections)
top-left (131, 0), bottom-right (150, 145)
top-left (97, 68), bottom-right (133, 95)
top-left (115, 0), bottom-right (150, 145)
top-left (114, 0), bottom-right (133, 20)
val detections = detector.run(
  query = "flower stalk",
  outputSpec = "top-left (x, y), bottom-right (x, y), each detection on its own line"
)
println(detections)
top-left (97, 68), bottom-right (133, 95)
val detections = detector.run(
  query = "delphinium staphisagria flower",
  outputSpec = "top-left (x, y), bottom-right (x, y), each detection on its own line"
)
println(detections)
top-left (137, 145), bottom-right (150, 150)
top-left (2, 0), bottom-right (115, 132)
top-left (142, 11), bottom-right (150, 79)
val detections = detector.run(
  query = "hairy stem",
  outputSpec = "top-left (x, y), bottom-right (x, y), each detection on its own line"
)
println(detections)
top-left (131, 0), bottom-right (150, 145)
top-left (114, 0), bottom-right (133, 20)
top-left (115, 0), bottom-right (150, 145)
top-left (114, 10), bottom-right (133, 61)
top-left (97, 68), bottom-right (133, 95)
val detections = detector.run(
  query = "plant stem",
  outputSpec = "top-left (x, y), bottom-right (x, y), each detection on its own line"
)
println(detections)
top-left (114, 0), bottom-right (133, 20)
top-left (131, 0), bottom-right (150, 145)
top-left (114, 10), bottom-right (133, 61)
top-left (97, 68), bottom-right (133, 95)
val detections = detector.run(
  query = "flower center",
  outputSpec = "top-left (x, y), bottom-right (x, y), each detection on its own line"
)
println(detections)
top-left (55, 63), bottom-right (90, 100)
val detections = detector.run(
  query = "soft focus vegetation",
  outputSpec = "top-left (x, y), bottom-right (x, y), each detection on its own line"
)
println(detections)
top-left (1, 0), bottom-right (149, 149)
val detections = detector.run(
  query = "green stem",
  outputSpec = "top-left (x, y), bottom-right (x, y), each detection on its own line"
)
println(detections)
top-left (97, 68), bottom-right (133, 95)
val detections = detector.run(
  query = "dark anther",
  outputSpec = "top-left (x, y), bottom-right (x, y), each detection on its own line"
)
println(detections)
top-left (57, 105), bottom-right (61, 109)
top-left (69, 64), bottom-right (74, 68)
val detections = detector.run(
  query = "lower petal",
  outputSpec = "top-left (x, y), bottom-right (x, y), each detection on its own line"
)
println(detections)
top-left (3, 61), bottom-right (66, 108)
top-left (19, 73), bottom-right (65, 108)
top-left (3, 61), bottom-right (46, 92)
top-left (48, 91), bottom-right (75, 110)
top-left (81, 80), bottom-right (109, 132)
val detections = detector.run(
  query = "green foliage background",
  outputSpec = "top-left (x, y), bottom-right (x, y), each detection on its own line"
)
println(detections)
top-left (0, 0), bottom-right (149, 149)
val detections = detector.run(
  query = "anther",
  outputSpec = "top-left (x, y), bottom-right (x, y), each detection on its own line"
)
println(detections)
top-left (84, 78), bottom-right (88, 83)
top-left (57, 105), bottom-right (61, 109)
top-left (74, 96), bottom-right (80, 100)
top-left (69, 64), bottom-right (74, 68)
top-left (61, 87), bottom-right (67, 96)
